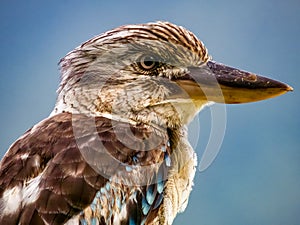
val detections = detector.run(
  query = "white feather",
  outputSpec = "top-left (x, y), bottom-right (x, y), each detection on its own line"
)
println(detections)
top-left (0, 173), bottom-right (43, 217)
top-left (22, 173), bottom-right (42, 205)
top-left (0, 186), bottom-right (22, 215)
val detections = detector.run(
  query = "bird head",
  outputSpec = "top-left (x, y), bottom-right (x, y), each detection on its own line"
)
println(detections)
top-left (52, 21), bottom-right (292, 128)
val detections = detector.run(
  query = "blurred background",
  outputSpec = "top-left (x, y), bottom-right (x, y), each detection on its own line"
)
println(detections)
top-left (0, 1), bottom-right (299, 224)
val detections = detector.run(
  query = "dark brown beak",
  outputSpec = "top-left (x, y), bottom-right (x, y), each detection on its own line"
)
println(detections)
top-left (175, 60), bottom-right (293, 104)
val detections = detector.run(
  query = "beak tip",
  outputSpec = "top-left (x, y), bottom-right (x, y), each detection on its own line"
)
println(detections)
top-left (286, 85), bottom-right (294, 92)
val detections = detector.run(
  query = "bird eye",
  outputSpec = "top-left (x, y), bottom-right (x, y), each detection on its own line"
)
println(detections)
top-left (138, 55), bottom-right (159, 70)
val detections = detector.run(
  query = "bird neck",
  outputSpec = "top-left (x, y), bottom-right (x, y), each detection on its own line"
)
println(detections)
top-left (50, 79), bottom-right (207, 129)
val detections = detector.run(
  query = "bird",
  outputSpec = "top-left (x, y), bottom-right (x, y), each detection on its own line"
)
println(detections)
top-left (0, 21), bottom-right (293, 225)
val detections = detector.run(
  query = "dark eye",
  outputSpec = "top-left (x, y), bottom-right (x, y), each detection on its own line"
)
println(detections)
top-left (138, 55), bottom-right (159, 70)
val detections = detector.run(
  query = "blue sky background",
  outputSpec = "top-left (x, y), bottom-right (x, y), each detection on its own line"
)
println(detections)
top-left (0, 1), bottom-right (299, 224)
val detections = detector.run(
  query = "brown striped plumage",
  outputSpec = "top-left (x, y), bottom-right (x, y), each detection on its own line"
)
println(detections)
top-left (58, 22), bottom-right (209, 98)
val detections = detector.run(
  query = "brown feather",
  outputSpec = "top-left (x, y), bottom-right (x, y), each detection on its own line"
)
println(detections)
top-left (0, 112), bottom-right (169, 224)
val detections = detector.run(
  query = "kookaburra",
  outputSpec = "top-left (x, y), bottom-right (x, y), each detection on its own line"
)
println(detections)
top-left (0, 22), bottom-right (292, 225)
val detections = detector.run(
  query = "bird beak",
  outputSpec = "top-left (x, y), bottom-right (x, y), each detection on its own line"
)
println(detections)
top-left (175, 60), bottom-right (293, 104)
